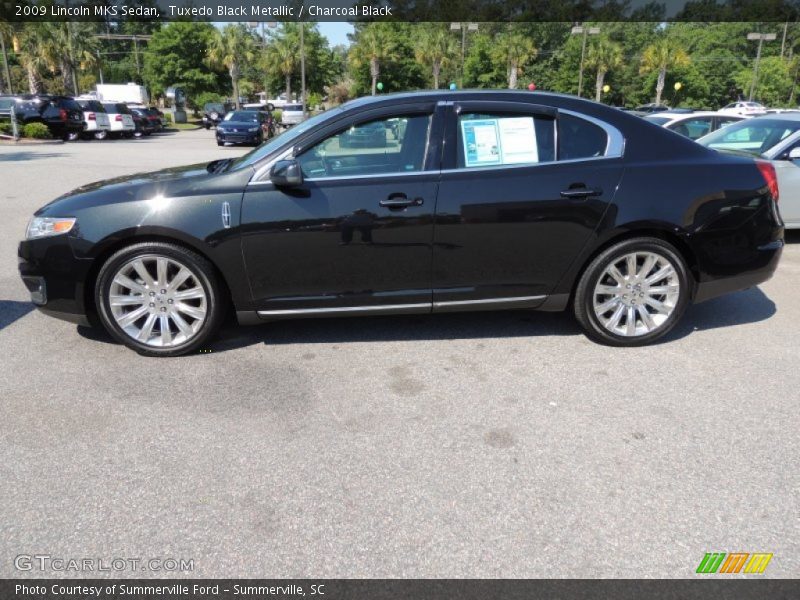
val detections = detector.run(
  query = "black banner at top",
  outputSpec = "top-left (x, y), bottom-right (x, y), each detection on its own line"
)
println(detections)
top-left (2, 0), bottom-right (800, 22)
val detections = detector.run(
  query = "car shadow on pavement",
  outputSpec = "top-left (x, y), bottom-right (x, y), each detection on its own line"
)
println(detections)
top-left (0, 151), bottom-right (66, 162)
top-left (784, 230), bottom-right (800, 244)
top-left (0, 300), bottom-right (35, 331)
top-left (75, 287), bottom-right (777, 353)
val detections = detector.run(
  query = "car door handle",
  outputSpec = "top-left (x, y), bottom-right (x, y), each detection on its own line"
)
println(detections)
top-left (379, 194), bottom-right (423, 209)
top-left (560, 186), bottom-right (603, 199)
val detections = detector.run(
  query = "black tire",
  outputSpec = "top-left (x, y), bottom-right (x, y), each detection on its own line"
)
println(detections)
top-left (217, 140), bottom-right (224, 146)
top-left (95, 242), bottom-right (226, 357)
top-left (573, 237), bottom-right (692, 347)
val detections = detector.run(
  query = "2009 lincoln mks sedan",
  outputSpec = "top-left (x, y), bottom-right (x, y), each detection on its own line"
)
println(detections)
top-left (19, 91), bottom-right (784, 356)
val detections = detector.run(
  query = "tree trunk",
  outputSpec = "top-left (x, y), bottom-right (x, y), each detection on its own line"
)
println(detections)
top-left (655, 67), bottom-right (666, 105)
top-left (508, 64), bottom-right (518, 89)
top-left (0, 35), bottom-right (9, 94)
top-left (284, 73), bottom-right (291, 102)
top-left (595, 69), bottom-right (606, 102)
top-left (370, 57), bottom-right (379, 95)
top-left (61, 60), bottom-right (73, 95)
top-left (27, 65), bottom-right (40, 94)
top-left (432, 61), bottom-right (440, 89)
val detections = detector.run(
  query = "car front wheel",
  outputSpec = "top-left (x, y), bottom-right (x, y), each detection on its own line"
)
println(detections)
top-left (95, 242), bottom-right (225, 357)
top-left (574, 237), bottom-right (691, 346)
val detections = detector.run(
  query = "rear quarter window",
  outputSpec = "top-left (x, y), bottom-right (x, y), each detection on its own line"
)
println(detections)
top-left (558, 114), bottom-right (608, 160)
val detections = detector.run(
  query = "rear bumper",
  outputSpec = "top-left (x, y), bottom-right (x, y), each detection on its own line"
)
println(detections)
top-left (694, 238), bottom-right (783, 303)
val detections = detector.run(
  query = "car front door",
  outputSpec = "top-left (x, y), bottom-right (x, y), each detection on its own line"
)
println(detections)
top-left (432, 101), bottom-right (625, 310)
top-left (241, 103), bottom-right (443, 314)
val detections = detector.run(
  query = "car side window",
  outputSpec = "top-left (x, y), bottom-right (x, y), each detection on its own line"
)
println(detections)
top-left (297, 114), bottom-right (432, 179)
top-left (558, 113), bottom-right (609, 159)
top-left (670, 117), bottom-right (712, 140)
top-left (456, 112), bottom-right (556, 168)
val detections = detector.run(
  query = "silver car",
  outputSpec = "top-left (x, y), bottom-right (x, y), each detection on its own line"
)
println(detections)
top-left (697, 114), bottom-right (800, 228)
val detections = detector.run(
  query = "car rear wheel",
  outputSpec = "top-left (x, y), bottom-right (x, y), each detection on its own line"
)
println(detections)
top-left (95, 243), bottom-right (225, 357)
top-left (573, 237), bottom-right (691, 346)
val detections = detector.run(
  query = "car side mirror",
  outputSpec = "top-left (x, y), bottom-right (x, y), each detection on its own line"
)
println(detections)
top-left (270, 159), bottom-right (303, 187)
top-left (788, 147), bottom-right (800, 160)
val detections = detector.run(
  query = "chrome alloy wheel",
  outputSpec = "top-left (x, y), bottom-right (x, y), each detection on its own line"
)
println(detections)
top-left (108, 255), bottom-right (208, 348)
top-left (592, 251), bottom-right (681, 337)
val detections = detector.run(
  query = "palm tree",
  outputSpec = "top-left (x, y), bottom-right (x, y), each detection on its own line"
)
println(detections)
top-left (640, 37), bottom-right (690, 105)
top-left (207, 24), bottom-right (256, 109)
top-left (265, 36), bottom-right (296, 100)
top-left (349, 24), bottom-right (399, 95)
top-left (585, 38), bottom-right (623, 102)
top-left (40, 23), bottom-right (99, 95)
top-left (0, 20), bottom-right (14, 94)
top-left (13, 23), bottom-right (50, 94)
top-left (492, 30), bottom-right (538, 89)
top-left (414, 25), bottom-right (456, 89)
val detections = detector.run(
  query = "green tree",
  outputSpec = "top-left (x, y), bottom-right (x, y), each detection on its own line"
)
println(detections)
top-left (207, 24), bottom-right (256, 109)
top-left (142, 22), bottom-right (219, 104)
top-left (735, 56), bottom-right (794, 106)
top-left (41, 23), bottom-right (99, 95)
top-left (264, 35), bottom-right (296, 100)
top-left (492, 29), bottom-right (538, 89)
top-left (414, 24), bottom-right (457, 89)
top-left (349, 23), bottom-right (400, 95)
top-left (13, 23), bottom-right (50, 94)
top-left (0, 20), bottom-right (13, 94)
top-left (640, 36), bottom-right (691, 105)
top-left (585, 37), bottom-right (623, 102)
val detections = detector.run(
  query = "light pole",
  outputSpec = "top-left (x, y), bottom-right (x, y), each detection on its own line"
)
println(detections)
top-left (450, 22), bottom-right (478, 89)
top-left (300, 22), bottom-right (306, 118)
top-left (571, 24), bottom-right (600, 98)
top-left (747, 32), bottom-right (776, 101)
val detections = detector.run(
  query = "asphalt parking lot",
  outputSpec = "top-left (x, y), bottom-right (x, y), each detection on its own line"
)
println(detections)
top-left (1, 129), bottom-right (798, 578)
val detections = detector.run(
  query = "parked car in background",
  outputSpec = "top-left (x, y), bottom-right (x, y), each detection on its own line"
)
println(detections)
top-left (697, 114), bottom-right (800, 228)
top-left (12, 95), bottom-right (84, 140)
top-left (644, 111), bottom-right (744, 140)
top-left (339, 120), bottom-right (387, 148)
top-left (202, 102), bottom-right (233, 129)
top-left (718, 101), bottom-right (767, 117)
top-left (145, 108), bottom-right (165, 130)
top-left (75, 99), bottom-right (111, 140)
top-left (129, 107), bottom-right (157, 137)
top-left (216, 110), bottom-right (268, 146)
top-left (102, 103), bottom-right (136, 138)
top-left (280, 103), bottom-right (306, 127)
top-left (18, 90), bottom-right (783, 356)
top-left (633, 103), bottom-right (670, 114)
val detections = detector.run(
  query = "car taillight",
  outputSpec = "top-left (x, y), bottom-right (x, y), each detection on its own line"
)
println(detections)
top-left (756, 160), bottom-right (779, 203)
top-left (115, 114), bottom-right (122, 121)
top-left (87, 112), bottom-right (96, 121)
top-left (59, 109), bottom-right (67, 121)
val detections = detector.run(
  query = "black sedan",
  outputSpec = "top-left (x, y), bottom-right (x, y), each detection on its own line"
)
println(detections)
top-left (215, 110), bottom-right (266, 146)
top-left (18, 90), bottom-right (784, 356)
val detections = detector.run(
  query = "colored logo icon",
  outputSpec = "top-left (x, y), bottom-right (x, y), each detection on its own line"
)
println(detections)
top-left (696, 552), bottom-right (773, 574)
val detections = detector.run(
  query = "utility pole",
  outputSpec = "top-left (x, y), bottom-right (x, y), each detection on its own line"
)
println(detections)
top-left (300, 22), bottom-right (306, 118)
top-left (747, 32), bottom-right (777, 101)
top-left (450, 22), bottom-right (478, 88)
top-left (571, 24), bottom-right (600, 98)
top-left (0, 34), bottom-right (12, 94)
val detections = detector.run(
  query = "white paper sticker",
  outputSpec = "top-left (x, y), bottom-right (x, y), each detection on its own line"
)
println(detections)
top-left (460, 116), bottom-right (538, 167)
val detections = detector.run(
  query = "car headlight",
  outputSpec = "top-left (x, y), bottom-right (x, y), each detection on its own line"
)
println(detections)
top-left (26, 217), bottom-right (76, 240)
top-left (248, 127), bottom-right (259, 132)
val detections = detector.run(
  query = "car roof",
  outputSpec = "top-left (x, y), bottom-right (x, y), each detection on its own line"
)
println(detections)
top-left (751, 112), bottom-right (800, 121)
top-left (650, 111), bottom-right (740, 119)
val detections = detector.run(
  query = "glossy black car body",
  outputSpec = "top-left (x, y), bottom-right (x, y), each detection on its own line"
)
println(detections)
top-left (19, 90), bottom-right (784, 354)
top-left (10, 95), bottom-right (84, 140)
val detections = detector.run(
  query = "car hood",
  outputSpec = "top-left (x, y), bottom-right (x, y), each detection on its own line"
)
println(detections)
top-left (36, 162), bottom-right (252, 216)
top-left (218, 120), bottom-right (259, 128)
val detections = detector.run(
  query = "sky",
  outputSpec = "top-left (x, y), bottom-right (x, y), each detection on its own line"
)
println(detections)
top-left (317, 22), bottom-right (354, 47)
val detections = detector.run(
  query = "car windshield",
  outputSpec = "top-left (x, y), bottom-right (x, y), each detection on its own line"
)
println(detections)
top-left (697, 118), bottom-right (800, 156)
top-left (224, 111), bottom-right (258, 122)
top-left (644, 116), bottom-right (671, 126)
top-left (227, 107), bottom-right (343, 171)
top-left (205, 103), bottom-right (224, 112)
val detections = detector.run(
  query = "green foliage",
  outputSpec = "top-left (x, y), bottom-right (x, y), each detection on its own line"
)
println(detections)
top-left (735, 56), bottom-right (795, 106)
top-left (162, 112), bottom-right (173, 125)
top-left (22, 122), bottom-right (52, 139)
top-left (142, 22), bottom-right (221, 102)
top-left (0, 119), bottom-right (13, 135)
top-left (191, 92), bottom-right (225, 111)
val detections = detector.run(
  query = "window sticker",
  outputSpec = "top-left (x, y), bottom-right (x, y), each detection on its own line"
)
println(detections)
top-left (460, 116), bottom-right (538, 167)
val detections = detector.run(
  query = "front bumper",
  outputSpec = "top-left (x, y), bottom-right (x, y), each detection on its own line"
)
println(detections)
top-left (216, 129), bottom-right (260, 144)
top-left (18, 236), bottom-right (93, 326)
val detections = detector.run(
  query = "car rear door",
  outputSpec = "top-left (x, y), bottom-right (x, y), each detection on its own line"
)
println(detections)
top-left (432, 100), bottom-right (625, 310)
top-left (240, 102), bottom-right (445, 314)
